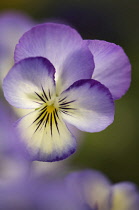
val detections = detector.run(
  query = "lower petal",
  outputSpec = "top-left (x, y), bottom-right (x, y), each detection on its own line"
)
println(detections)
top-left (15, 110), bottom-right (76, 162)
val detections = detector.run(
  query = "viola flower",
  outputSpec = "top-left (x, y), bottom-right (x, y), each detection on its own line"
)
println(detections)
top-left (0, 11), bottom-right (34, 84)
top-left (66, 170), bottom-right (139, 210)
top-left (3, 57), bottom-right (114, 161)
top-left (3, 23), bottom-right (131, 161)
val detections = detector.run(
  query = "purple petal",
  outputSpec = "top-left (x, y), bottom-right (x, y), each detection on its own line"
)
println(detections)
top-left (0, 174), bottom-right (90, 210)
top-left (3, 57), bottom-right (55, 109)
top-left (0, 101), bottom-right (31, 181)
top-left (14, 23), bottom-right (94, 93)
top-left (0, 11), bottom-right (34, 83)
top-left (39, 180), bottom-right (91, 210)
top-left (0, 101), bottom-right (22, 156)
top-left (0, 11), bottom-right (34, 47)
top-left (111, 182), bottom-right (139, 210)
top-left (65, 170), bottom-right (112, 210)
top-left (59, 79), bottom-right (114, 132)
top-left (56, 44), bottom-right (95, 94)
top-left (86, 40), bottom-right (131, 100)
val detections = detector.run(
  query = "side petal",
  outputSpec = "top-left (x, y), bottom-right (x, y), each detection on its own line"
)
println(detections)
top-left (86, 40), bottom-right (131, 100)
top-left (3, 57), bottom-right (55, 109)
top-left (15, 110), bottom-right (76, 162)
top-left (111, 182), bottom-right (139, 210)
top-left (14, 23), bottom-right (94, 93)
top-left (59, 79), bottom-right (114, 132)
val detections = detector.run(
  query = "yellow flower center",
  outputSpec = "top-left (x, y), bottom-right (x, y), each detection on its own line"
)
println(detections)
top-left (47, 104), bottom-right (55, 113)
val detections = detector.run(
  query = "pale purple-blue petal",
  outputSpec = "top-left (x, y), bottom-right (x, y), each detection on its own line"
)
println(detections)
top-left (85, 40), bottom-right (131, 100)
top-left (0, 173), bottom-right (90, 210)
top-left (56, 43), bottom-right (95, 94)
top-left (14, 23), bottom-right (94, 93)
top-left (0, 11), bottom-right (34, 47)
top-left (65, 170), bottom-right (112, 210)
top-left (0, 11), bottom-right (34, 83)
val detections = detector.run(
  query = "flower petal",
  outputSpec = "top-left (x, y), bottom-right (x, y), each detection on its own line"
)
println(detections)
top-left (0, 101), bottom-right (21, 155)
top-left (40, 181), bottom-right (91, 210)
top-left (66, 170), bottom-right (112, 210)
top-left (59, 79), bottom-right (114, 132)
top-left (86, 40), bottom-right (131, 100)
top-left (0, 11), bottom-right (34, 84)
top-left (0, 11), bottom-right (33, 52)
top-left (56, 44), bottom-right (95, 94)
top-left (15, 109), bottom-right (76, 162)
top-left (111, 182), bottom-right (139, 210)
top-left (3, 57), bottom-right (55, 109)
top-left (14, 23), bottom-right (94, 94)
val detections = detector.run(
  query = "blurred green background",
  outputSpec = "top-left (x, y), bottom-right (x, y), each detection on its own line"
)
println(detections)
top-left (0, 0), bottom-right (139, 184)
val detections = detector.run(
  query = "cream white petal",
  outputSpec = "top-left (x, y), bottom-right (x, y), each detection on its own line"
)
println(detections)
top-left (15, 108), bottom-right (76, 162)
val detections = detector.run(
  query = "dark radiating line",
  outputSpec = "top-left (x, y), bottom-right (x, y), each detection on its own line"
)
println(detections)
top-left (45, 113), bottom-right (49, 127)
top-left (61, 110), bottom-right (72, 116)
top-left (41, 86), bottom-right (49, 101)
top-left (34, 113), bottom-right (46, 133)
top-left (50, 113), bottom-right (53, 136)
top-left (36, 113), bottom-right (46, 126)
top-left (39, 106), bottom-right (47, 112)
top-left (35, 92), bottom-right (46, 103)
top-left (55, 109), bottom-right (59, 119)
top-left (59, 107), bottom-right (76, 110)
top-left (33, 101), bottom-right (43, 105)
top-left (53, 110), bottom-right (60, 134)
top-left (59, 100), bottom-right (76, 106)
top-left (34, 122), bottom-right (42, 133)
top-left (58, 96), bottom-right (67, 103)
top-left (48, 89), bottom-right (51, 99)
top-left (33, 109), bottom-right (47, 124)
top-left (59, 104), bottom-right (70, 108)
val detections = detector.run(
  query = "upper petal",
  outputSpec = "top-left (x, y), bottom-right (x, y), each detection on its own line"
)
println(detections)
top-left (111, 182), bottom-right (139, 210)
top-left (15, 109), bottom-right (76, 162)
top-left (3, 57), bottom-right (55, 109)
top-left (56, 44), bottom-right (95, 94)
top-left (85, 40), bottom-right (131, 100)
top-left (14, 23), bottom-right (94, 94)
top-left (59, 79), bottom-right (114, 132)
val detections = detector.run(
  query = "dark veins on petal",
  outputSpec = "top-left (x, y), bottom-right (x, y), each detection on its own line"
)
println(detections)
top-left (32, 86), bottom-right (77, 136)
